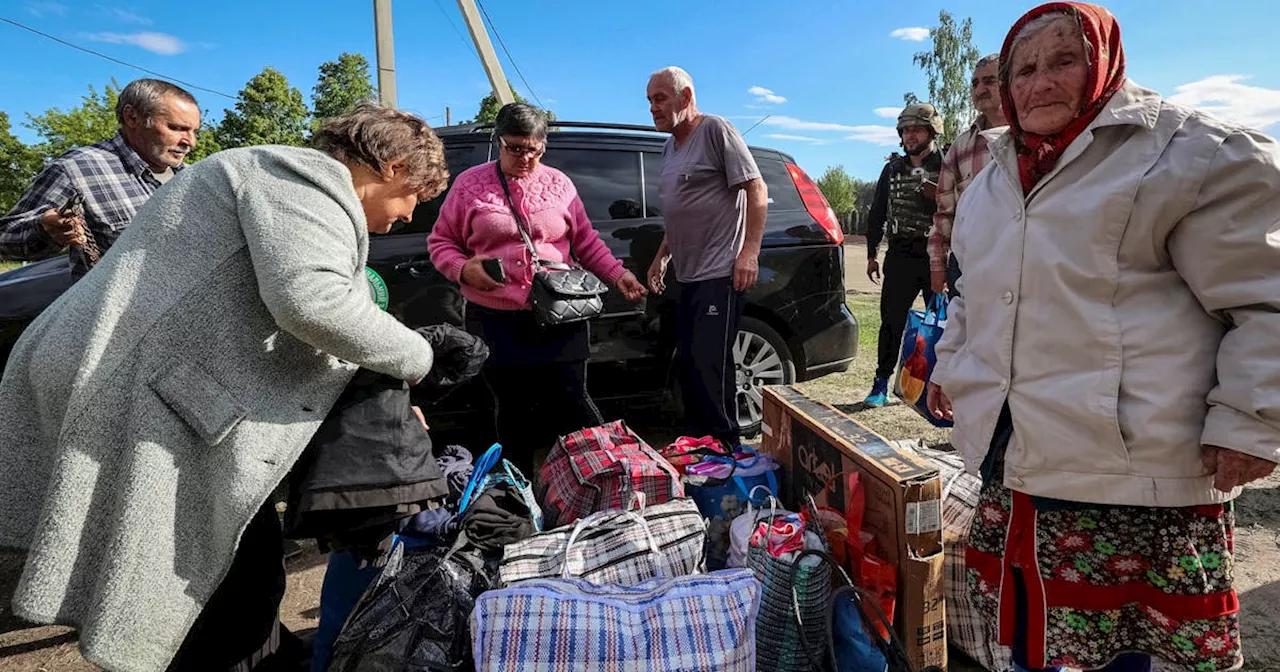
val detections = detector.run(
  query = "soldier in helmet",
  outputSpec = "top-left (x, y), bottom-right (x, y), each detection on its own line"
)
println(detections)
top-left (862, 103), bottom-right (944, 407)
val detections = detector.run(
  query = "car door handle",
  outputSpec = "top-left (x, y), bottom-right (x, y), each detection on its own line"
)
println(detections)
top-left (393, 258), bottom-right (434, 278)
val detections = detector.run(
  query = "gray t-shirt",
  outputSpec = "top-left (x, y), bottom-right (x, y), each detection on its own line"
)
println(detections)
top-left (658, 115), bottom-right (761, 283)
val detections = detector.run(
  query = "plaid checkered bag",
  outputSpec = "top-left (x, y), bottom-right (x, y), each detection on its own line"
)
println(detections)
top-left (894, 440), bottom-right (1013, 672)
top-left (499, 497), bottom-right (706, 586)
top-left (538, 420), bottom-right (684, 528)
top-left (471, 567), bottom-right (760, 671)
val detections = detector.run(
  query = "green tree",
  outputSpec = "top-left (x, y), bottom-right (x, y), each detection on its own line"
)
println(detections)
top-left (25, 81), bottom-right (122, 163)
top-left (216, 68), bottom-right (310, 149)
top-left (0, 112), bottom-right (45, 213)
top-left (468, 84), bottom-right (555, 124)
top-left (816, 165), bottom-right (856, 217)
top-left (312, 53), bottom-right (376, 129)
top-left (902, 10), bottom-right (981, 145)
top-left (186, 117), bottom-right (224, 162)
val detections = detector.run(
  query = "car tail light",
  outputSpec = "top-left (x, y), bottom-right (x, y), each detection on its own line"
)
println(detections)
top-left (785, 162), bottom-right (844, 245)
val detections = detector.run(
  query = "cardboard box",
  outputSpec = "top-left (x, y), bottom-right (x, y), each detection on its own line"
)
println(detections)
top-left (759, 385), bottom-right (947, 672)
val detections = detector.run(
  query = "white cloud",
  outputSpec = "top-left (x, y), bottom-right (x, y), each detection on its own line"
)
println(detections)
top-left (764, 115), bottom-right (861, 132)
top-left (102, 6), bottom-right (153, 25)
top-left (874, 107), bottom-right (903, 119)
top-left (764, 133), bottom-right (826, 145)
top-left (890, 27), bottom-right (930, 42)
top-left (748, 85), bottom-right (787, 105)
top-left (1168, 75), bottom-right (1280, 129)
top-left (85, 31), bottom-right (188, 55)
top-left (26, 2), bottom-right (68, 17)
top-left (846, 126), bottom-right (902, 146)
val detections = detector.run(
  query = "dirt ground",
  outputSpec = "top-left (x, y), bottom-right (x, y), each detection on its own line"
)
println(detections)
top-left (2, 241), bottom-right (1278, 671)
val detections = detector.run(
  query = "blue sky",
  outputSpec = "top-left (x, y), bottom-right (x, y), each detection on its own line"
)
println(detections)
top-left (3, 0), bottom-right (1278, 181)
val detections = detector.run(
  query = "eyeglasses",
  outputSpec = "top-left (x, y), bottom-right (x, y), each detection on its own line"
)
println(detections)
top-left (499, 137), bottom-right (546, 158)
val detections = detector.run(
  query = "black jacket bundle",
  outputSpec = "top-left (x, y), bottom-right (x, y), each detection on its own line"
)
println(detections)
top-left (284, 324), bottom-right (489, 544)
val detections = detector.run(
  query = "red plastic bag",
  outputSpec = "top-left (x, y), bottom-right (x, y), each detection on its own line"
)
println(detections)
top-left (659, 435), bottom-right (727, 473)
top-left (860, 553), bottom-right (898, 641)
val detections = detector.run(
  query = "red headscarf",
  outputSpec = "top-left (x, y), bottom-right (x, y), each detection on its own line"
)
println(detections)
top-left (999, 2), bottom-right (1126, 194)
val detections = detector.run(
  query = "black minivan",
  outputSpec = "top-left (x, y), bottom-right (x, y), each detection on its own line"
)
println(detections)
top-left (0, 121), bottom-right (857, 437)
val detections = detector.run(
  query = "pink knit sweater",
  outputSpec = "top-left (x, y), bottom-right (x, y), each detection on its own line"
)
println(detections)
top-left (427, 162), bottom-right (627, 312)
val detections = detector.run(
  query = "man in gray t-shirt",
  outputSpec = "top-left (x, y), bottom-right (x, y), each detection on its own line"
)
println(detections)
top-left (645, 66), bottom-right (769, 449)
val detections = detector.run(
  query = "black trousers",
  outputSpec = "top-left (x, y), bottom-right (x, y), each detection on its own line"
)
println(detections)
top-left (167, 498), bottom-right (287, 671)
top-left (675, 277), bottom-right (746, 448)
top-left (483, 359), bottom-right (603, 477)
top-left (876, 248), bottom-right (934, 381)
top-left (466, 305), bottom-right (603, 477)
top-left (946, 251), bottom-right (962, 300)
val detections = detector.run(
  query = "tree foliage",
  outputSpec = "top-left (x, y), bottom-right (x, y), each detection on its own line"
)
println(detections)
top-left (816, 165), bottom-right (857, 217)
top-left (469, 84), bottom-right (556, 125)
top-left (216, 67), bottom-right (310, 149)
top-left (0, 112), bottom-right (44, 213)
top-left (902, 10), bottom-right (980, 146)
top-left (25, 82), bottom-right (122, 163)
top-left (312, 52), bottom-right (376, 128)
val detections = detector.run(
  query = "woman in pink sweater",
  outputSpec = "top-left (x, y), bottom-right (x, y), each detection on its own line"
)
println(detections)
top-left (427, 103), bottom-right (646, 473)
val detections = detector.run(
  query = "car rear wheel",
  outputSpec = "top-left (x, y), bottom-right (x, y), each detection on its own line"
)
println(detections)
top-left (735, 317), bottom-right (795, 438)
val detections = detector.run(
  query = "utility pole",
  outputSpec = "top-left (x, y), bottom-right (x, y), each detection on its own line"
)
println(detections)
top-left (445, 107), bottom-right (452, 125)
top-left (373, 0), bottom-right (397, 108)
top-left (456, 0), bottom-right (514, 106)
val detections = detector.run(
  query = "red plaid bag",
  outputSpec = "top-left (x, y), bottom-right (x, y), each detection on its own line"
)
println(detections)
top-left (538, 420), bottom-right (684, 527)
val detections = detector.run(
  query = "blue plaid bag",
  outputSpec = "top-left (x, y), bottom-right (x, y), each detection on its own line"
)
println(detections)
top-left (473, 513), bottom-right (759, 671)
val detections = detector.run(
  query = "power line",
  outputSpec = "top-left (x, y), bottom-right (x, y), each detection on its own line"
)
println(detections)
top-left (431, 0), bottom-right (472, 50)
top-left (472, 0), bottom-right (544, 109)
top-left (743, 114), bottom-right (771, 137)
top-left (0, 17), bottom-right (236, 100)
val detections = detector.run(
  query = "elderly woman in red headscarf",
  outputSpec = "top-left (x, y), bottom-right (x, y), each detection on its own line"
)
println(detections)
top-left (927, 3), bottom-right (1280, 671)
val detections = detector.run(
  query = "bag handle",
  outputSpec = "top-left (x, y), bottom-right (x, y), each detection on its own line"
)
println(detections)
top-left (927, 292), bottom-right (948, 322)
top-left (459, 443), bottom-right (503, 513)
top-left (560, 509), bottom-right (665, 579)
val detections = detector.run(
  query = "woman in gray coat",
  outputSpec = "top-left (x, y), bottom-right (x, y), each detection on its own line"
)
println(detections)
top-left (0, 104), bottom-right (449, 671)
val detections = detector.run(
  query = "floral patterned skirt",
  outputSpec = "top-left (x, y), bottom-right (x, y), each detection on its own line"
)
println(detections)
top-left (965, 480), bottom-right (1242, 671)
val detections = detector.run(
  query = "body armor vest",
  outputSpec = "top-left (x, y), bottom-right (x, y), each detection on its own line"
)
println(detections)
top-left (887, 161), bottom-right (939, 241)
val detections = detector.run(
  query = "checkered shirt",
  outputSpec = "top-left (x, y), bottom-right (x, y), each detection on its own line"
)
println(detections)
top-left (471, 568), bottom-right (760, 671)
top-left (929, 116), bottom-right (999, 272)
top-left (0, 133), bottom-right (178, 278)
top-left (500, 497), bottom-right (707, 586)
top-left (538, 420), bottom-right (684, 528)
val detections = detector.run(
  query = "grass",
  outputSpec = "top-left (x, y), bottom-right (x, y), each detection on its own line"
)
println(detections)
top-left (795, 294), bottom-right (953, 448)
top-left (0, 261), bottom-right (20, 273)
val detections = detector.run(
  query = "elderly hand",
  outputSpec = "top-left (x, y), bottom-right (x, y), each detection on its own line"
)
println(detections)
top-left (734, 250), bottom-right (760, 292)
top-left (926, 382), bottom-right (953, 422)
top-left (646, 255), bottom-right (669, 294)
top-left (460, 256), bottom-right (502, 291)
top-left (40, 208), bottom-right (87, 247)
top-left (615, 271), bottom-right (647, 302)
top-left (1201, 446), bottom-right (1277, 493)
top-left (930, 269), bottom-right (948, 295)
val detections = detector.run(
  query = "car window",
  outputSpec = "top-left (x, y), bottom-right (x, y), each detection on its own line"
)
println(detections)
top-left (542, 148), bottom-right (644, 222)
top-left (397, 142), bottom-right (486, 236)
top-left (755, 155), bottom-right (805, 211)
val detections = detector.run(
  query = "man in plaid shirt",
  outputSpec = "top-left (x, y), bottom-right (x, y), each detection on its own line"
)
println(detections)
top-left (0, 78), bottom-right (200, 279)
top-left (928, 54), bottom-right (1007, 296)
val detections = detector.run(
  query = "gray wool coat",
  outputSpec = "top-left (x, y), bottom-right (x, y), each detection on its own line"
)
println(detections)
top-left (0, 146), bottom-right (435, 671)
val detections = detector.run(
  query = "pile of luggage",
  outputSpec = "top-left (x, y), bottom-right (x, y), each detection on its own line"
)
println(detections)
top-left (307, 417), bottom-right (919, 672)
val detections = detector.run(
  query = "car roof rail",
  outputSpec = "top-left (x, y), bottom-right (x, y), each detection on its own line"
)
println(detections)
top-left (439, 120), bottom-right (665, 135)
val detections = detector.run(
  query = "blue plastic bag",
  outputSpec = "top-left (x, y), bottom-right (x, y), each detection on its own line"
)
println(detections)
top-left (893, 294), bottom-right (952, 428)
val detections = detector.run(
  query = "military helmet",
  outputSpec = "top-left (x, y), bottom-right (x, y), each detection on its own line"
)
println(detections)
top-left (897, 103), bottom-right (945, 137)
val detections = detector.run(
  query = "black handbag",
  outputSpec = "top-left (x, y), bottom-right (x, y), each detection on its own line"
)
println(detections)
top-left (495, 163), bottom-right (607, 326)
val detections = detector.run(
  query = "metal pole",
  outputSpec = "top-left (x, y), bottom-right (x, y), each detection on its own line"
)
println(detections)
top-left (446, 106), bottom-right (451, 125)
top-left (373, 0), bottom-right (397, 108)
top-left (455, 0), bottom-right (514, 106)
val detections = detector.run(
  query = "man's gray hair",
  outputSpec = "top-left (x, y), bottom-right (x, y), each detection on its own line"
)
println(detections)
top-left (651, 66), bottom-right (695, 98)
top-left (115, 78), bottom-right (198, 126)
top-left (975, 53), bottom-right (1000, 72)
